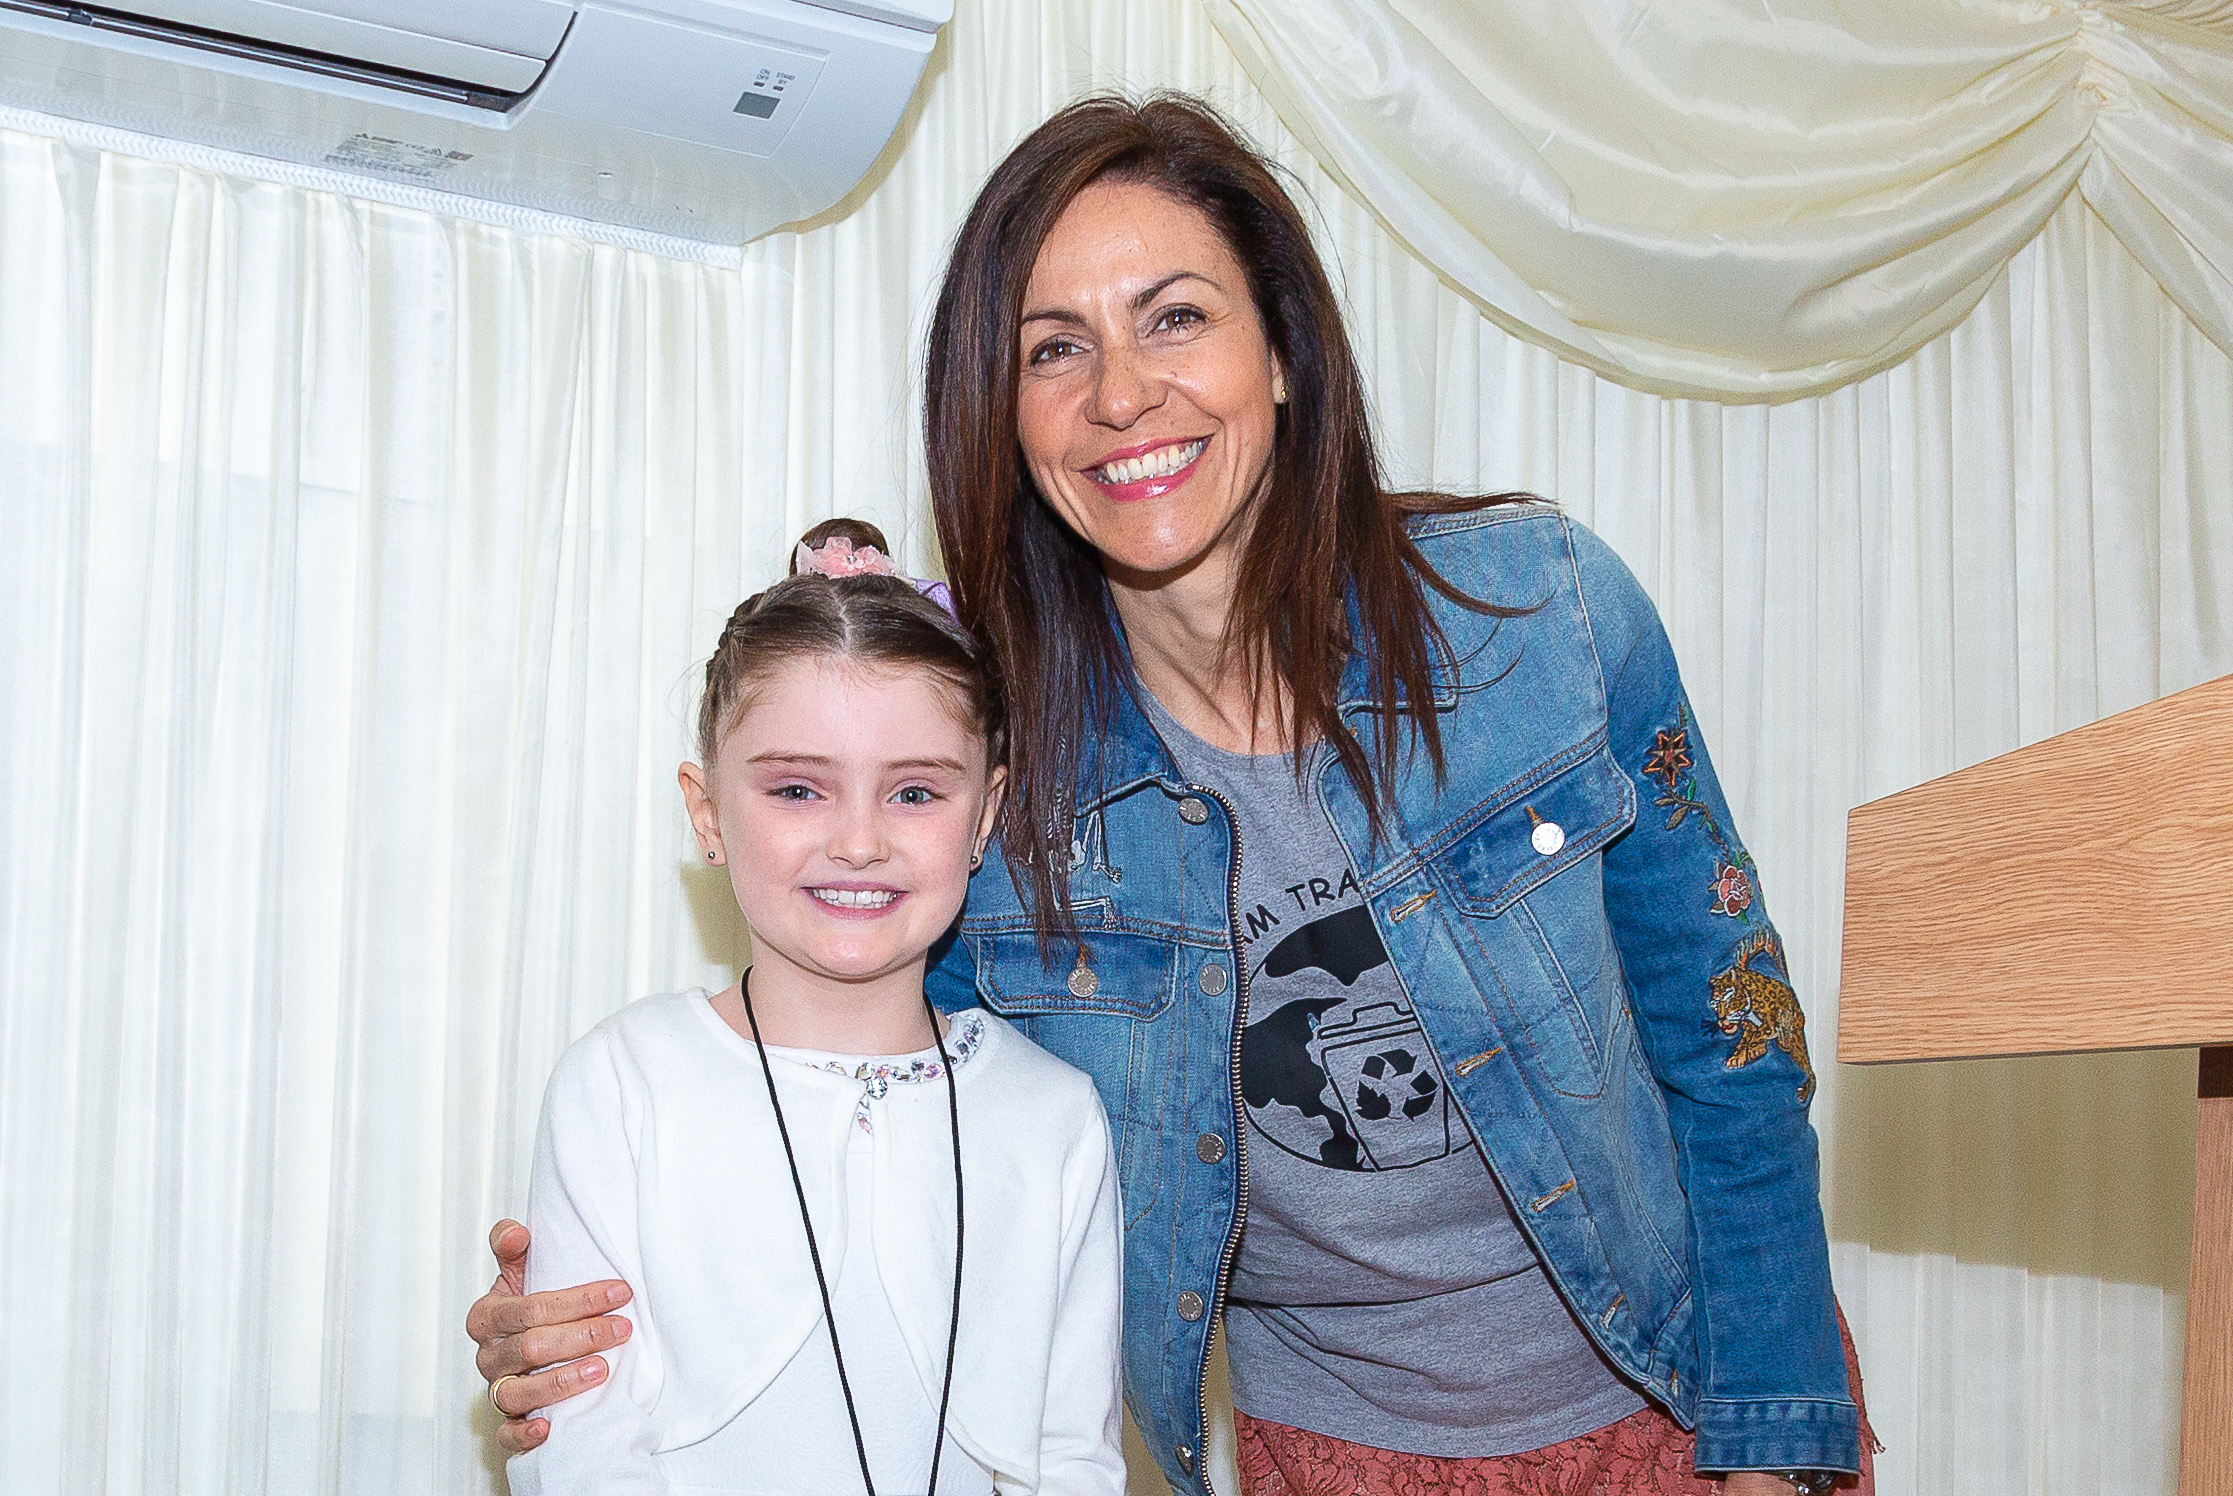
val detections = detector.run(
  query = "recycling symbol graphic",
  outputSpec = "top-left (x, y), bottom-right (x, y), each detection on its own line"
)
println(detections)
top-left (1357, 1044), bottom-right (1439, 1123)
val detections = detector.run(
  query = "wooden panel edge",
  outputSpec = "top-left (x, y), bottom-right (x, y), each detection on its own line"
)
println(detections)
top-left (1839, 1036), bottom-right (2233, 1066)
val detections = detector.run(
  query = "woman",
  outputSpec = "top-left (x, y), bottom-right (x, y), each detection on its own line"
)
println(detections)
top-left (471, 95), bottom-right (1866, 1495)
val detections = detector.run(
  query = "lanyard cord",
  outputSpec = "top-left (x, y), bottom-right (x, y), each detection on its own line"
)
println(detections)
top-left (742, 970), bottom-right (965, 1496)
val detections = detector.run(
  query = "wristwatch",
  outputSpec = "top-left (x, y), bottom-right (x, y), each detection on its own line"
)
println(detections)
top-left (1767, 1473), bottom-right (1841, 1496)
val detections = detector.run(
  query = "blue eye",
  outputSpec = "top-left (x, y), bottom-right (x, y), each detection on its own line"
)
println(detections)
top-left (894, 785), bottom-right (936, 806)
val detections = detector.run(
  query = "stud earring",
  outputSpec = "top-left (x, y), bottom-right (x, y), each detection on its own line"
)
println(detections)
top-left (1272, 375), bottom-right (1288, 405)
top-left (706, 849), bottom-right (718, 862)
top-left (970, 849), bottom-right (983, 870)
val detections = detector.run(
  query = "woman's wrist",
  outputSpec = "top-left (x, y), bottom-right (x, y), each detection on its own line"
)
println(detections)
top-left (1721, 1471), bottom-right (1839, 1496)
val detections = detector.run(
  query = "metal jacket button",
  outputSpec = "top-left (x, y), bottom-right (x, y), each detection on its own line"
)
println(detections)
top-left (1176, 1290), bottom-right (1206, 1321)
top-left (1530, 819), bottom-right (1565, 856)
top-left (1067, 962), bottom-right (1098, 999)
top-left (1178, 796), bottom-right (1210, 824)
top-left (1196, 1132), bottom-right (1227, 1163)
top-left (1198, 961), bottom-right (1228, 995)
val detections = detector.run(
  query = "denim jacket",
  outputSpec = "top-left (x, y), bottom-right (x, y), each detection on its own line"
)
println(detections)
top-left (926, 505), bottom-right (1859, 1491)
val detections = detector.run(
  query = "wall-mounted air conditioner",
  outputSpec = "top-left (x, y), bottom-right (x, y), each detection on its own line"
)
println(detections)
top-left (0, 0), bottom-right (951, 246)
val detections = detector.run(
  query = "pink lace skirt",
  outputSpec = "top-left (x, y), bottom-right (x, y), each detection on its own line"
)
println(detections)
top-left (1234, 1310), bottom-right (1876, 1496)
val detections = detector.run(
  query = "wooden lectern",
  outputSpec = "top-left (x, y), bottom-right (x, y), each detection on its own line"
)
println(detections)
top-left (1840, 672), bottom-right (2233, 1495)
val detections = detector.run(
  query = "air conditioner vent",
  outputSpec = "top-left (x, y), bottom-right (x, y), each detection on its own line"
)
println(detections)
top-left (0, 0), bottom-right (541, 109)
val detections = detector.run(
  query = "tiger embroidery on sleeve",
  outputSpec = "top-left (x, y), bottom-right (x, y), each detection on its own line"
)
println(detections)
top-left (1708, 934), bottom-right (1816, 1102)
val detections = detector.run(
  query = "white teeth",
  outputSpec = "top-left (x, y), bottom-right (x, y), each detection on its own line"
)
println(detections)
top-left (1093, 438), bottom-right (1205, 486)
top-left (810, 888), bottom-right (898, 909)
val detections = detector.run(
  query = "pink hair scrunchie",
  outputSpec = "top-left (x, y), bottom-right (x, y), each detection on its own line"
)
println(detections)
top-left (794, 536), bottom-right (958, 620)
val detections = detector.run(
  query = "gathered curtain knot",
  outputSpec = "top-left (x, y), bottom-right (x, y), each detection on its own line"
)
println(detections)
top-left (2067, 6), bottom-right (2140, 111)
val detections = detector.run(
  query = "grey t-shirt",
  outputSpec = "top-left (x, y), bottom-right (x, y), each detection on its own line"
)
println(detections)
top-left (1138, 687), bottom-right (1644, 1458)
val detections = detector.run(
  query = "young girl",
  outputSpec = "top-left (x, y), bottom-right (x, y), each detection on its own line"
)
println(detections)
top-left (505, 542), bottom-right (1126, 1496)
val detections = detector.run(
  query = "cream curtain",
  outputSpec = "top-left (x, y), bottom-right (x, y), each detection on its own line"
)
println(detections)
top-left (1, 2), bottom-right (2228, 1495)
top-left (1201, 0), bottom-right (2233, 399)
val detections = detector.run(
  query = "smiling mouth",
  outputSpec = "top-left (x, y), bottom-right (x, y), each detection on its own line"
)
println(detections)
top-left (808, 887), bottom-right (900, 910)
top-left (1089, 438), bottom-right (1207, 486)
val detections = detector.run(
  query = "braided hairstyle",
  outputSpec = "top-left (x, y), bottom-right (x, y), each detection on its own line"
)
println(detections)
top-left (696, 571), bottom-right (1005, 772)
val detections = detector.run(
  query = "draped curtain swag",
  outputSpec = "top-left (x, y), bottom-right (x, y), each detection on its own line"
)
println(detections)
top-left (1202, 0), bottom-right (2233, 398)
top-left (2, 3), bottom-right (2230, 1496)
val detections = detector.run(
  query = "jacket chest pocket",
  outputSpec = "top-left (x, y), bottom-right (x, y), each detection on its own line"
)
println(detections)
top-left (964, 912), bottom-right (1179, 1225)
top-left (1426, 741), bottom-right (1635, 1097)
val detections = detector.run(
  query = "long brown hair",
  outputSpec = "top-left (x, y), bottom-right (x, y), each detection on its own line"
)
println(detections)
top-left (925, 93), bottom-right (1521, 937)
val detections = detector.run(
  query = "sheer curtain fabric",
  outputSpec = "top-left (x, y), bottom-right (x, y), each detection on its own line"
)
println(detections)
top-left (1, 3), bottom-right (2228, 1496)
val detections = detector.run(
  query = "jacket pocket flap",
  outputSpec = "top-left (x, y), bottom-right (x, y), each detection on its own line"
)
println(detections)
top-left (1430, 740), bottom-right (1635, 916)
top-left (965, 924), bottom-right (1176, 1018)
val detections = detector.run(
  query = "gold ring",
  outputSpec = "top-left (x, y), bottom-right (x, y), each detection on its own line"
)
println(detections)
top-left (488, 1372), bottom-right (523, 1415)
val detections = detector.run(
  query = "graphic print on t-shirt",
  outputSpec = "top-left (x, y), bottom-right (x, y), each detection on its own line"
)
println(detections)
top-left (1238, 867), bottom-right (1458, 1173)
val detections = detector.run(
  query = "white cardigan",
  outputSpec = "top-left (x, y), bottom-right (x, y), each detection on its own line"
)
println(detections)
top-left (505, 991), bottom-right (1126, 1496)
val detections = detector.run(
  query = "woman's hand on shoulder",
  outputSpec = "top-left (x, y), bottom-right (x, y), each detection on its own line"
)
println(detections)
top-left (466, 1219), bottom-right (635, 1453)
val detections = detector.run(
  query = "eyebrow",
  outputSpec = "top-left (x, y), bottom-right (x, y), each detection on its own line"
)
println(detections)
top-left (747, 752), bottom-right (972, 773)
top-left (1020, 269), bottom-right (1222, 328)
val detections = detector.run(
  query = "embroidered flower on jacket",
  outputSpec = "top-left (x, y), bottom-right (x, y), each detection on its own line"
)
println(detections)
top-left (1644, 707), bottom-right (1740, 880)
top-left (1641, 727), bottom-right (1693, 789)
top-left (1708, 859), bottom-right (1754, 918)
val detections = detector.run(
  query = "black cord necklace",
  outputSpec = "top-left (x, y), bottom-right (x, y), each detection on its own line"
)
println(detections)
top-left (742, 970), bottom-right (966, 1496)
